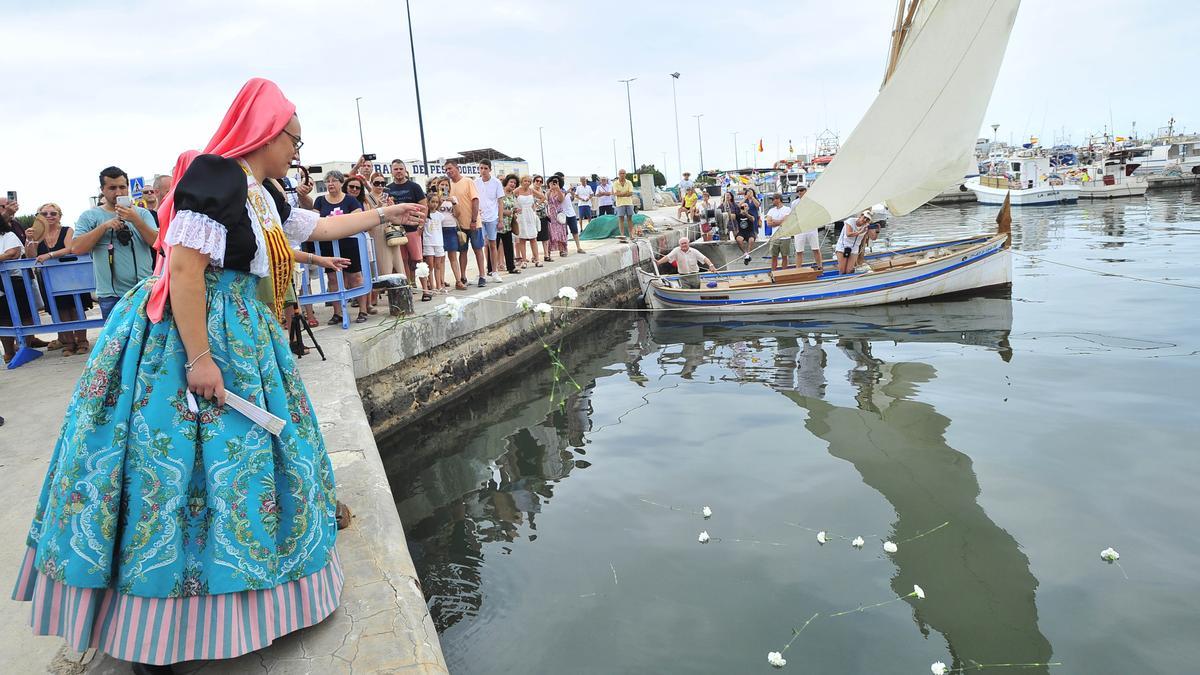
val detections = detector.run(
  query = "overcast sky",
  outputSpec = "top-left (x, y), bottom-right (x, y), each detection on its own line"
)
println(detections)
top-left (2, 0), bottom-right (1194, 218)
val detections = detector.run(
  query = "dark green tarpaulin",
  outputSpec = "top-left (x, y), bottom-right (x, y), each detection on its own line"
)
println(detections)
top-left (579, 214), bottom-right (652, 240)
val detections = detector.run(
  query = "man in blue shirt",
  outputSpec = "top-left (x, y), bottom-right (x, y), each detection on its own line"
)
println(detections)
top-left (71, 166), bottom-right (158, 319)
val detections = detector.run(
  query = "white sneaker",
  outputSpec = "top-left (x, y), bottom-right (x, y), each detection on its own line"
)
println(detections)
top-left (489, 272), bottom-right (504, 283)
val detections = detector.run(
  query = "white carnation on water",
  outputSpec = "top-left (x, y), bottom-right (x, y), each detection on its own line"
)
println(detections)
top-left (414, 262), bottom-right (430, 279)
top-left (883, 541), bottom-right (898, 553)
top-left (931, 661), bottom-right (948, 675)
top-left (913, 584), bottom-right (925, 600)
top-left (557, 286), bottom-right (578, 301)
top-left (698, 531), bottom-right (710, 544)
top-left (851, 536), bottom-right (865, 549)
top-left (816, 531), bottom-right (828, 545)
top-left (702, 506), bottom-right (712, 519)
top-left (515, 295), bottom-right (535, 312)
top-left (1100, 547), bottom-right (1120, 562)
top-left (533, 302), bottom-right (554, 316)
top-left (767, 651), bottom-right (787, 668)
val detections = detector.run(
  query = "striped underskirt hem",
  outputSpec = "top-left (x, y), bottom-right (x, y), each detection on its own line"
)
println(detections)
top-left (11, 546), bottom-right (344, 666)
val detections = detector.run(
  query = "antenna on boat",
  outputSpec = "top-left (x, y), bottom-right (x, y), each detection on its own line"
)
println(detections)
top-left (996, 191), bottom-right (1012, 248)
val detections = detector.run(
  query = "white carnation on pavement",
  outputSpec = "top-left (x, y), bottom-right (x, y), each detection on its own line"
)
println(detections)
top-left (557, 286), bottom-right (578, 301)
top-left (533, 302), bottom-right (554, 316)
top-left (414, 262), bottom-right (430, 278)
top-left (516, 295), bottom-right (535, 312)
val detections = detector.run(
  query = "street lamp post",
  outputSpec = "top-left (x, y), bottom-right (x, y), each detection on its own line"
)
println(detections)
top-left (354, 97), bottom-right (365, 156)
top-left (538, 126), bottom-right (546, 177)
top-left (404, 0), bottom-right (429, 176)
top-left (692, 114), bottom-right (705, 171)
top-left (619, 77), bottom-right (638, 171)
top-left (732, 131), bottom-right (739, 170)
top-left (612, 138), bottom-right (618, 176)
top-left (670, 72), bottom-right (682, 180)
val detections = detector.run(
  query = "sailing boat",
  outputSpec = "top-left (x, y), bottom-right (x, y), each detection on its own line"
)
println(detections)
top-left (640, 0), bottom-right (1021, 313)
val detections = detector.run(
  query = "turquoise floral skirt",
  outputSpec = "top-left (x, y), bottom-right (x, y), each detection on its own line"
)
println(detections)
top-left (11, 269), bottom-right (342, 664)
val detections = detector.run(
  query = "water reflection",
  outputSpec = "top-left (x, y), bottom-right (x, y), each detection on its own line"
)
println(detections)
top-left (648, 293), bottom-right (1054, 672)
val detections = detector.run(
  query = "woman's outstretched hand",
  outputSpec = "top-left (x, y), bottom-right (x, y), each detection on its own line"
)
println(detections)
top-left (383, 203), bottom-right (427, 226)
top-left (315, 255), bottom-right (351, 271)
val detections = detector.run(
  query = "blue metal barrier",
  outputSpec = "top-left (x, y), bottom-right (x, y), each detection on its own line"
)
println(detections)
top-left (295, 232), bottom-right (374, 329)
top-left (1, 257), bottom-right (107, 369)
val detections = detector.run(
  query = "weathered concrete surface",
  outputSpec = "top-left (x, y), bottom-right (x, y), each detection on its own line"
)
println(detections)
top-left (353, 220), bottom-right (697, 438)
top-left (0, 323), bottom-right (447, 674)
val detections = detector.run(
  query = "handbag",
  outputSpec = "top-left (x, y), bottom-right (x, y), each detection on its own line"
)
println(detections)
top-left (556, 212), bottom-right (567, 225)
top-left (384, 222), bottom-right (408, 246)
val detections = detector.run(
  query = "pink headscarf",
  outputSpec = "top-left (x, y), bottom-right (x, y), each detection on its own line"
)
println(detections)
top-left (147, 78), bottom-right (297, 322)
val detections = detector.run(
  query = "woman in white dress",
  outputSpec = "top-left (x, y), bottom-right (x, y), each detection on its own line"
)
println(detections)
top-left (515, 175), bottom-right (544, 268)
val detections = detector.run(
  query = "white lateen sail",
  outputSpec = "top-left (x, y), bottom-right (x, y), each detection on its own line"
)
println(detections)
top-left (775, 0), bottom-right (1021, 237)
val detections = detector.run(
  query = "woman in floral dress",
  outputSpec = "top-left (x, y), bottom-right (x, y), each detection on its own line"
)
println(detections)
top-left (545, 176), bottom-right (569, 258)
top-left (11, 78), bottom-right (426, 673)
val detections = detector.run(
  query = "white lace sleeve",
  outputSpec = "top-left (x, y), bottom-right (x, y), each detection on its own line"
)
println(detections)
top-left (281, 207), bottom-right (319, 247)
top-left (165, 209), bottom-right (227, 267)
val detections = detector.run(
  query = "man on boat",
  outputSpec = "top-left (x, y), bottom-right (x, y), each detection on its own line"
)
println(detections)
top-left (765, 193), bottom-right (793, 271)
top-left (790, 186), bottom-right (823, 271)
top-left (657, 236), bottom-right (715, 289)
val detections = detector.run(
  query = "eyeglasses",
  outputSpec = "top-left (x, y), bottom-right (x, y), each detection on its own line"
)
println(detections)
top-left (372, 181), bottom-right (386, 186)
top-left (281, 129), bottom-right (304, 152)
top-left (39, 211), bottom-right (60, 217)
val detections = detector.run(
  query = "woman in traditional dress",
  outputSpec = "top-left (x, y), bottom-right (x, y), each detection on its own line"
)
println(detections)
top-left (11, 78), bottom-right (426, 673)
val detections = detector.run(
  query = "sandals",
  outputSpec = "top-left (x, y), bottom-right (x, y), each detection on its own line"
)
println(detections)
top-left (455, 281), bottom-right (468, 290)
top-left (366, 306), bottom-right (379, 315)
top-left (47, 340), bottom-right (64, 351)
top-left (327, 314), bottom-right (343, 325)
top-left (543, 256), bottom-right (552, 263)
top-left (355, 313), bottom-right (369, 323)
top-left (534, 262), bottom-right (543, 268)
top-left (61, 344), bottom-right (77, 357)
top-left (307, 316), bottom-right (319, 327)
top-left (421, 292), bottom-right (433, 302)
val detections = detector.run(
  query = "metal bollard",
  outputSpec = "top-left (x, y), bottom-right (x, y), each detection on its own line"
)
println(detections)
top-left (374, 274), bottom-right (413, 317)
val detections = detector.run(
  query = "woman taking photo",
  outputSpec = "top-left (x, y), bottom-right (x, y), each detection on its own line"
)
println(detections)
top-left (24, 203), bottom-right (92, 355)
top-left (314, 170), bottom-right (365, 323)
top-left (11, 78), bottom-right (427, 672)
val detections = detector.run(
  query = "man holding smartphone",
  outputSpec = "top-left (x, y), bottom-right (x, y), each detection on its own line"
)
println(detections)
top-left (71, 166), bottom-right (158, 319)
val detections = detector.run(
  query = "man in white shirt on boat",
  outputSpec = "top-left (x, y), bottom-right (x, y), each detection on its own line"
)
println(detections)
top-left (790, 186), bottom-right (823, 270)
top-left (656, 236), bottom-right (715, 289)
top-left (764, 193), bottom-right (793, 271)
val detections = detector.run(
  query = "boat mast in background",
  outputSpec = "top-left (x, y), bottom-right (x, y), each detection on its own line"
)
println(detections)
top-left (883, 0), bottom-right (922, 89)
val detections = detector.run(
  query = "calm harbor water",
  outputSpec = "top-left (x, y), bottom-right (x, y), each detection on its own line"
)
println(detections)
top-left (381, 189), bottom-right (1200, 674)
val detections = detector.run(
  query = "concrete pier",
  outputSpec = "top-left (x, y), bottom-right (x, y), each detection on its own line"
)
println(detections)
top-left (0, 208), bottom-right (692, 673)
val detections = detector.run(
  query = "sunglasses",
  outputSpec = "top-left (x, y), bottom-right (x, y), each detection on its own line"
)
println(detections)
top-left (372, 181), bottom-right (386, 186)
top-left (346, 184), bottom-right (363, 190)
top-left (39, 211), bottom-right (60, 217)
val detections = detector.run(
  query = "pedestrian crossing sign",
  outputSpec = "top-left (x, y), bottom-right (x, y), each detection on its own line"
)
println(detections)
top-left (130, 176), bottom-right (145, 198)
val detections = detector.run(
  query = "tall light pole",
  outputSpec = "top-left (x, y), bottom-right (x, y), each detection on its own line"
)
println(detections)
top-left (404, 0), bottom-right (429, 176)
top-left (538, 126), bottom-right (546, 177)
top-left (732, 131), bottom-right (739, 170)
top-left (619, 77), bottom-right (638, 171)
top-left (612, 138), bottom-right (618, 176)
top-left (693, 114), bottom-right (705, 171)
top-left (354, 97), bottom-right (366, 155)
top-left (670, 72), bottom-right (682, 179)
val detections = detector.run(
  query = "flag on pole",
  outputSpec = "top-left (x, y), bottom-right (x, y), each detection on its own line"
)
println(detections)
top-left (757, 138), bottom-right (764, 152)
top-left (788, 139), bottom-right (794, 154)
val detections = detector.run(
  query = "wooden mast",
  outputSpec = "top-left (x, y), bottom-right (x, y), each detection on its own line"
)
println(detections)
top-left (882, 0), bottom-right (922, 88)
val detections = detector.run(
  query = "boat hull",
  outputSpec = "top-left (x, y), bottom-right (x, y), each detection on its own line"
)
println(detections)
top-left (642, 235), bottom-right (1012, 314)
top-left (965, 179), bottom-right (1079, 205)
top-left (1077, 179), bottom-right (1149, 199)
